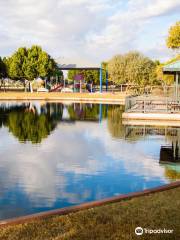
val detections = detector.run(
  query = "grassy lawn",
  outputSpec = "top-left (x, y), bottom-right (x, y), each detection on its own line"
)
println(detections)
top-left (0, 187), bottom-right (180, 240)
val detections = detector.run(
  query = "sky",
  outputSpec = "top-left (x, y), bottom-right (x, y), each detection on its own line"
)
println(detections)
top-left (0, 0), bottom-right (179, 65)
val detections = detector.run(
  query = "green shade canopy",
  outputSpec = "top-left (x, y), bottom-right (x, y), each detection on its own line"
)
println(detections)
top-left (163, 60), bottom-right (180, 74)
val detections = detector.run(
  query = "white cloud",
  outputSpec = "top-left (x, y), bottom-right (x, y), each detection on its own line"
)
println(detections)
top-left (1, 101), bottom-right (175, 219)
top-left (86, 0), bottom-right (180, 61)
top-left (0, 113), bottom-right (168, 208)
top-left (0, 0), bottom-right (179, 65)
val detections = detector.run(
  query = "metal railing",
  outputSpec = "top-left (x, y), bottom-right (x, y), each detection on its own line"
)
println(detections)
top-left (125, 95), bottom-right (180, 113)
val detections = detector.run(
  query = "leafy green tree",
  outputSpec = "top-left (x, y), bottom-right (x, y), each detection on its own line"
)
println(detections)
top-left (23, 45), bottom-right (57, 80)
top-left (7, 47), bottom-right (27, 79)
top-left (0, 57), bottom-right (7, 78)
top-left (22, 46), bottom-right (39, 79)
top-left (68, 69), bottom-right (83, 81)
top-left (4, 45), bottom-right (58, 80)
top-left (166, 21), bottom-right (180, 50)
top-left (156, 54), bottom-right (180, 86)
top-left (125, 51), bottom-right (156, 87)
top-left (2, 57), bottom-right (11, 78)
top-left (108, 55), bottom-right (126, 84)
top-left (108, 51), bottom-right (156, 88)
top-left (102, 62), bottom-right (108, 85)
top-left (156, 64), bottom-right (174, 86)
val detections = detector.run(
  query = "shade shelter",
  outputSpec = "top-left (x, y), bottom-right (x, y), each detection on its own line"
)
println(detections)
top-left (73, 74), bottom-right (85, 93)
top-left (57, 62), bottom-right (108, 93)
top-left (163, 60), bottom-right (180, 99)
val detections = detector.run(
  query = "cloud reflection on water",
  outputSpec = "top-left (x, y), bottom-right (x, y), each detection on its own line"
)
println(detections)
top-left (0, 102), bottom-right (173, 219)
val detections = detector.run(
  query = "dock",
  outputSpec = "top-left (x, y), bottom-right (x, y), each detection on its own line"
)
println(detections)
top-left (122, 96), bottom-right (180, 122)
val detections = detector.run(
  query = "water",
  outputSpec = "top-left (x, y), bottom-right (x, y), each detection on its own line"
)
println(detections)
top-left (0, 101), bottom-right (179, 220)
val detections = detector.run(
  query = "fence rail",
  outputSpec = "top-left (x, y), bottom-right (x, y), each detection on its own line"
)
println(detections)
top-left (125, 96), bottom-right (180, 114)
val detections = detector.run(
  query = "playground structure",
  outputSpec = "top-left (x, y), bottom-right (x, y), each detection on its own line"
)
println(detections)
top-left (0, 60), bottom-right (110, 93)
top-left (73, 74), bottom-right (85, 93)
top-left (49, 83), bottom-right (64, 92)
top-left (73, 74), bottom-right (95, 93)
top-left (57, 62), bottom-right (108, 93)
top-left (38, 61), bottom-right (109, 93)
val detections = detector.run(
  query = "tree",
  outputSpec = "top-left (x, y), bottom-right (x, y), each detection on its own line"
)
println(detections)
top-left (68, 69), bottom-right (97, 83)
top-left (8, 47), bottom-right (27, 79)
top-left (0, 57), bottom-right (7, 78)
top-left (102, 61), bottom-right (108, 85)
top-left (24, 45), bottom-right (57, 80)
top-left (22, 46), bottom-right (39, 79)
top-left (108, 51), bottom-right (157, 88)
top-left (156, 54), bottom-right (180, 86)
top-left (5, 45), bottom-right (58, 80)
top-left (166, 21), bottom-right (180, 50)
top-left (108, 55), bottom-right (126, 84)
top-left (124, 51), bottom-right (156, 87)
top-left (67, 62), bottom-right (107, 85)
top-left (37, 50), bottom-right (56, 78)
top-left (126, 52), bottom-right (156, 86)
top-left (68, 69), bottom-right (79, 81)
top-left (156, 64), bottom-right (173, 86)
top-left (3, 57), bottom-right (11, 78)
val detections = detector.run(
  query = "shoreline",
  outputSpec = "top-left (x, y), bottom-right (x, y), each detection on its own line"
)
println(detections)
top-left (0, 92), bottom-right (126, 104)
top-left (0, 181), bottom-right (179, 227)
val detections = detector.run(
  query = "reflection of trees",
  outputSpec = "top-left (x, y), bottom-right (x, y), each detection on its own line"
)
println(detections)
top-left (0, 106), bottom-right (8, 128)
top-left (68, 103), bottom-right (107, 121)
top-left (0, 103), bottom-right (63, 143)
top-left (107, 105), bottom-right (148, 140)
top-left (7, 110), bottom-right (55, 143)
top-left (107, 105), bottom-right (125, 139)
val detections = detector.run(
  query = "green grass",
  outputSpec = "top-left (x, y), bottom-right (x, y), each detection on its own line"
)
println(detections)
top-left (0, 187), bottom-right (180, 240)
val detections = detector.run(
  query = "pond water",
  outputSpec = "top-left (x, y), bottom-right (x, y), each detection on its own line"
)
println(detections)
top-left (0, 101), bottom-right (179, 220)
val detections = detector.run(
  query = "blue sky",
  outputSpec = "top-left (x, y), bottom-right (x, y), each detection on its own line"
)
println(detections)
top-left (0, 0), bottom-right (179, 64)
